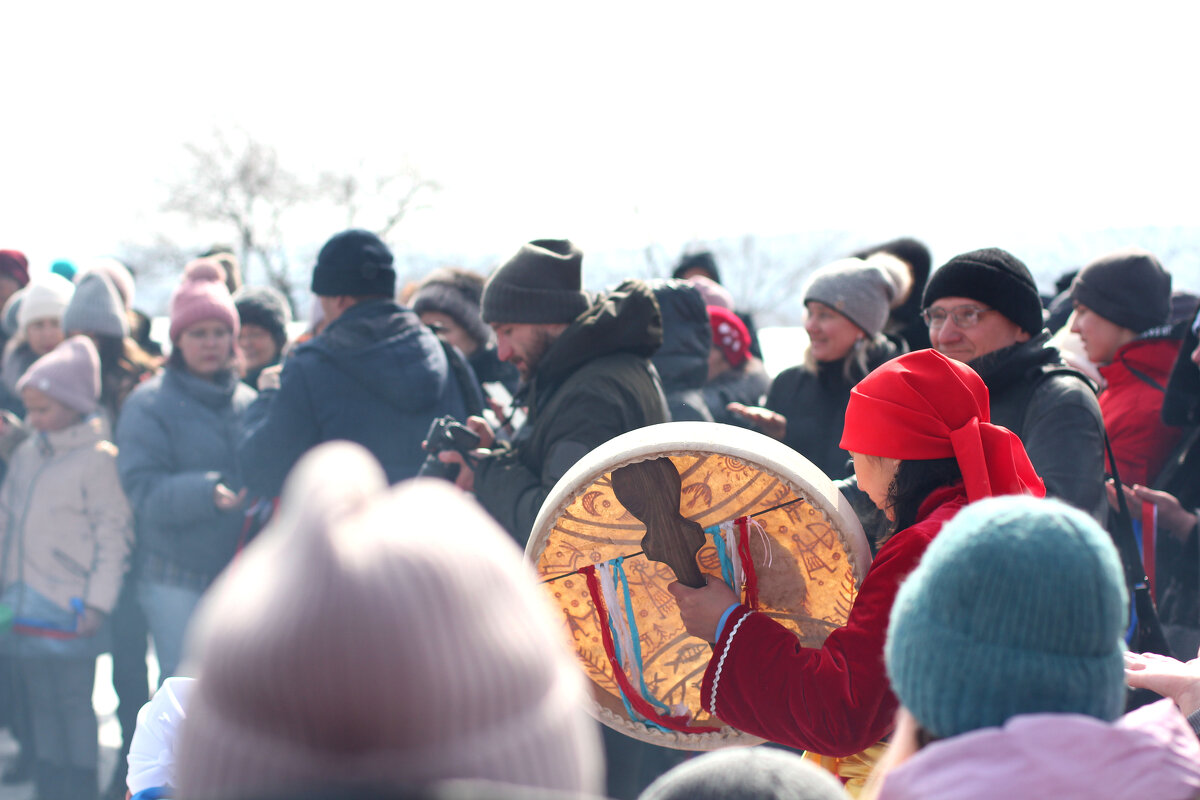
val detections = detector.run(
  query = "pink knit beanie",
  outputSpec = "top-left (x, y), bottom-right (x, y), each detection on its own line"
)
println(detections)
top-left (169, 259), bottom-right (239, 343)
top-left (16, 335), bottom-right (101, 414)
top-left (175, 442), bottom-right (603, 800)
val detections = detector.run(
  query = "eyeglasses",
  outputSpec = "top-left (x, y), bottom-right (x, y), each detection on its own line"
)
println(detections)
top-left (921, 305), bottom-right (995, 329)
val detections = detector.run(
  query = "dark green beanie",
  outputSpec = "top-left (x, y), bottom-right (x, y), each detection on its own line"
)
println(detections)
top-left (481, 239), bottom-right (590, 325)
top-left (886, 495), bottom-right (1128, 740)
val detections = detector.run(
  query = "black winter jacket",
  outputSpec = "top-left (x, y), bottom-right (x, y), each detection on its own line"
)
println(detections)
top-left (765, 338), bottom-right (902, 479)
top-left (970, 333), bottom-right (1107, 523)
top-left (473, 281), bottom-right (669, 544)
top-left (239, 299), bottom-right (470, 496)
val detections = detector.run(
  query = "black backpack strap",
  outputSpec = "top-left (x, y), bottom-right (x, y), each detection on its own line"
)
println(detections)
top-left (1015, 362), bottom-right (1097, 436)
top-left (1105, 434), bottom-right (1172, 657)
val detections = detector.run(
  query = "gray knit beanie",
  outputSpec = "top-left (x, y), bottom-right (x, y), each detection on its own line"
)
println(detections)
top-left (234, 285), bottom-right (293, 350)
top-left (638, 747), bottom-right (847, 800)
top-left (886, 495), bottom-right (1128, 740)
top-left (1070, 247), bottom-right (1172, 333)
top-left (481, 240), bottom-right (590, 325)
top-left (803, 256), bottom-right (906, 336)
top-left (62, 271), bottom-right (130, 339)
top-left (175, 442), bottom-right (603, 800)
top-left (411, 268), bottom-right (491, 349)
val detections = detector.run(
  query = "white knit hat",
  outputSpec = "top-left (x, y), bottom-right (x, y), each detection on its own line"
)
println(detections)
top-left (17, 273), bottom-right (75, 332)
top-left (175, 442), bottom-right (603, 800)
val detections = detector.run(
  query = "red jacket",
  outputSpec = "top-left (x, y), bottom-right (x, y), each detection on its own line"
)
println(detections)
top-left (700, 484), bottom-right (969, 757)
top-left (1099, 338), bottom-right (1184, 487)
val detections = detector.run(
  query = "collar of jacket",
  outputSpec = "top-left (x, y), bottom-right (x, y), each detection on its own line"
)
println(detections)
top-left (968, 331), bottom-right (1059, 388)
top-left (35, 414), bottom-right (108, 456)
top-left (525, 279), bottom-right (663, 401)
top-left (165, 364), bottom-right (242, 409)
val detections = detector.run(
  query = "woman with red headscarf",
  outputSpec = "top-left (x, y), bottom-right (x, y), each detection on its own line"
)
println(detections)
top-left (670, 349), bottom-right (1044, 792)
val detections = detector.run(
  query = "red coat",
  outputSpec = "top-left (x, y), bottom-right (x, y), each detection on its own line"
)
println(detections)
top-left (1099, 338), bottom-right (1184, 487)
top-left (700, 484), bottom-right (969, 757)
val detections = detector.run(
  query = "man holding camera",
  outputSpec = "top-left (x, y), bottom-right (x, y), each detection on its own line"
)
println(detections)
top-left (239, 229), bottom-right (472, 496)
top-left (444, 239), bottom-right (669, 545)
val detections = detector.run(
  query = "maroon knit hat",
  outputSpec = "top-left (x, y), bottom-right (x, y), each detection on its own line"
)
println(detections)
top-left (169, 258), bottom-right (239, 343)
top-left (708, 305), bottom-right (750, 367)
top-left (0, 250), bottom-right (30, 287)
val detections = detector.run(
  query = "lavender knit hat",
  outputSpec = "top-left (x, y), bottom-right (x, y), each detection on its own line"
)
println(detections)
top-left (175, 442), bottom-right (603, 800)
top-left (17, 335), bottom-right (101, 414)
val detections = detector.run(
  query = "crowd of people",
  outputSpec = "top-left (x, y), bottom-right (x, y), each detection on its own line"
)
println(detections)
top-left (0, 232), bottom-right (1198, 800)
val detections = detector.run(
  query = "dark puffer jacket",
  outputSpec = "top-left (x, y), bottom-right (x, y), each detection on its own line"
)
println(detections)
top-left (239, 299), bottom-right (470, 496)
top-left (117, 366), bottom-right (256, 580)
top-left (473, 280), bottom-right (669, 543)
top-left (765, 338), bottom-right (902, 479)
top-left (648, 279), bottom-right (713, 423)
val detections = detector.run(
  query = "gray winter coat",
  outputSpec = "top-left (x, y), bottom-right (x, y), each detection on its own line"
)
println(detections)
top-left (116, 366), bottom-right (256, 580)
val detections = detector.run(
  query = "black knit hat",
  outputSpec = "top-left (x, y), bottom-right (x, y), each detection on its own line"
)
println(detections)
top-left (234, 285), bottom-right (293, 349)
top-left (1070, 248), bottom-right (1172, 333)
top-left (923, 247), bottom-right (1044, 336)
top-left (481, 239), bottom-right (590, 325)
top-left (410, 267), bottom-right (491, 349)
top-left (310, 229), bottom-right (396, 298)
top-left (671, 251), bottom-right (722, 284)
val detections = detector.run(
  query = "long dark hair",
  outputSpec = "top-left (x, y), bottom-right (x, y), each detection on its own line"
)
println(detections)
top-left (881, 457), bottom-right (962, 543)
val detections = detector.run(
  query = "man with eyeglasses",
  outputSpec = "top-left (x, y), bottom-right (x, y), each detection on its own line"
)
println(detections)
top-left (920, 247), bottom-right (1107, 523)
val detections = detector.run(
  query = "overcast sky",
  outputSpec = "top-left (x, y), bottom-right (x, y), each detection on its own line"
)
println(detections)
top-left (5, 2), bottom-right (1200, 308)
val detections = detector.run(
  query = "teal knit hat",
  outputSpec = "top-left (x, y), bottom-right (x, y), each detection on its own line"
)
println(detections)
top-left (886, 496), bottom-right (1128, 740)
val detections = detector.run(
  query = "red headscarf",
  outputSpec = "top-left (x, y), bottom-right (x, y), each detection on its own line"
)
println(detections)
top-left (839, 349), bottom-right (1044, 502)
top-left (708, 306), bottom-right (750, 368)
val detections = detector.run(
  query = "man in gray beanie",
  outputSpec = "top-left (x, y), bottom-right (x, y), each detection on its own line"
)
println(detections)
top-left (918, 247), bottom-right (1107, 524)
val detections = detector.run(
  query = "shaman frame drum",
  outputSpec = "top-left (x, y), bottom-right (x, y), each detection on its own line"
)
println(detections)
top-left (527, 422), bottom-right (872, 750)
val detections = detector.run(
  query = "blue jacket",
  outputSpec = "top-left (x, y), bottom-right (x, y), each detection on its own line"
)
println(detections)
top-left (239, 299), bottom-right (470, 496)
top-left (116, 367), bottom-right (256, 580)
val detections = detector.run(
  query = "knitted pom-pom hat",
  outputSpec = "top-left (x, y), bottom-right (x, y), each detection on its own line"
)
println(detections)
top-left (169, 259), bottom-right (239, 343)
top-left (804, 256), bottom-right (908, 337)
top-left (18, 273), bottom-right (75, 332)
top-left (886, 495), bottom-right (1128, 740)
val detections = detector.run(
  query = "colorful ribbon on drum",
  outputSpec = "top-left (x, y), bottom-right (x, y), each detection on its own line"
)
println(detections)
top-left (578, 515), bottom-right (767, 733)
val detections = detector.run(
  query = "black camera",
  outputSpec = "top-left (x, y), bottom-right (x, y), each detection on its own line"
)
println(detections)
top-left (418, 416), bottom-right (482, 481)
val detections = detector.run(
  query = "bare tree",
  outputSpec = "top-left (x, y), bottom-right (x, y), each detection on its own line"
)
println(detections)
top-left (678, 232), bottom-right (850, 327)
top-left (161, 129), bottom-right (438, 315)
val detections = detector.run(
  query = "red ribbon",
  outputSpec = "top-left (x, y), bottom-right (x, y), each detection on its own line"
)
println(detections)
top-left (580, 564), bottom-right (718, 734)
top-left (734, 516), bottom-right (760, 610)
